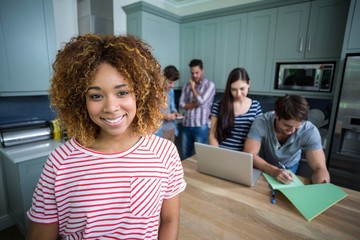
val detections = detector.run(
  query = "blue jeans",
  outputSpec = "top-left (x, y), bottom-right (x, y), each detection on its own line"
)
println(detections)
top-left (181, 125), bottom-right (209, 160)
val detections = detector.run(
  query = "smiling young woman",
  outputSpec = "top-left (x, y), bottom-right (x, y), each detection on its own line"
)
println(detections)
top-left (26, 34), bottom-right (186, 240)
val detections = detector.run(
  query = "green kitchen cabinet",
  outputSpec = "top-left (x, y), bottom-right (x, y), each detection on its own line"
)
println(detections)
top-left (143, 12), bottom-right (180, 69)
top-left (217, 14), bottom-right (247, 91)
top-left (180, 15), bottom-right (247, 91)
top-left (0, 155), bottom-right (14, 231)
top-left (124, 2), bottom-right (180, 83)
top-left (2, 155), bottom-right (47, 235)
top-left (125, 11), bottom-right (142, 38)
top-left (179, 21), bottom-right (200, 87)
top-left (0, 140), bottom-right (61, 235)
top-left (180, 10), bottom-right (276, 93)
top-left (275, 0), bottom-right (349, 60)
top-left (180, 18), bottom-right (222, 89)
top-left (347, 0), bottom-right (360, 51)
top-left (0, 0), bottom-right (56, 96)
top-left (245, 8), bottom-right (277, 93)
top-left (198, 18), bottom-right (222, 90)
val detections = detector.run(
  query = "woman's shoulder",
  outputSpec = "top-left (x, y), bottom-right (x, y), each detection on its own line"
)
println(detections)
top-left (250, 99), bottom-right (261, 106)
top-left (213, 100), bottom-right (221, 106)
top-left (145, 135), bottom-right (178, 150)
top-left (56, 138), bottom-right (79, 152)
top-left (211, 100), bottom-right (220, 109)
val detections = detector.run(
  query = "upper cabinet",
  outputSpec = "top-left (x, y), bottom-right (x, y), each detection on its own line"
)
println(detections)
top-left (142, 12), bottom-right (180, 69)
top-left (245, 8), bottom-right (277, 93)
top-left (125, 0), bottom-right (352, 95)
top-left (346, 0), bottom-right (360, 51)
top-left (180, 22), bottom-right (200, 87)
top-left (180, 10), bottom-right (276, 93)
top-left (124, 2), bottom-right (180, 75)
top-left (218, 14), bottom-right (247, 91)
top-left (180, 16), bottom-right (246, 90)
top-left (275, 0), bottom-right (349, 60)
top-left (0, 0), bottom-right (56, 96)
top-left (197, 18), bottom-right (222, 90)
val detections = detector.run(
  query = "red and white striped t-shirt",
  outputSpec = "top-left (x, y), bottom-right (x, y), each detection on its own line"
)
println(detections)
top-left (27, 135), bottom-right (186, 239)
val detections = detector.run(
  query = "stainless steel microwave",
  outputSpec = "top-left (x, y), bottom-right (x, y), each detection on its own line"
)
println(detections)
top-left (275, 62), bottom-right (335, 92)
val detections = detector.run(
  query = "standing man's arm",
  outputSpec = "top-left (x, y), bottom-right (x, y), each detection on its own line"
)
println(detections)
top-left (244, 137), bottom-right (293, 184)
top-left (194, 81), bottom-right (216, 106)
top-left (183, 103), bottom-right (198, 110)
top-left (305, 149), bottom-right (330, 184)
top-left (189, 79), bottom-right (198, 98)
top-left (179, 83), bottom-right (198, 110)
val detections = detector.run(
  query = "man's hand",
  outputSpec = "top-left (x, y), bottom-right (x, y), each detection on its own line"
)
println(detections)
top-left (189, 79), bottom-right (196, 89)
top-left (273, 168), bottom-right (294, 184)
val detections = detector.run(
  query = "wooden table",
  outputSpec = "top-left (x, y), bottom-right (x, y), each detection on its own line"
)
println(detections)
top-left (178, 157), bottom-right (360, 240)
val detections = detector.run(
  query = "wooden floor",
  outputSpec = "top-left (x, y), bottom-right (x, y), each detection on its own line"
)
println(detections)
top-left (0, 225), bottom-right (24, 240)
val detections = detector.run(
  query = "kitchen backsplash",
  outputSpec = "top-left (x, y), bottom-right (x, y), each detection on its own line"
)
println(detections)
top-left (0, 96), bottom-right (56, 125)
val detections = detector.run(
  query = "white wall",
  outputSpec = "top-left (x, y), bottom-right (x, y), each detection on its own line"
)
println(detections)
top-left (113, 0), bottom-right (135, 35)
top-left (53, 0), bottom-right (133, 43)
top-left (53, 0), bottom-right (79, 50)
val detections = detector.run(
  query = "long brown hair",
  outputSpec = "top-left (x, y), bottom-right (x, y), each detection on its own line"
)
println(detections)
top-left (216, 68), bottom-right (250, 141)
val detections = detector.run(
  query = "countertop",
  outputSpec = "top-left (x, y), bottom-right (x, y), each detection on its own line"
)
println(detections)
top-left (0, 139), bottom-right (61, 163)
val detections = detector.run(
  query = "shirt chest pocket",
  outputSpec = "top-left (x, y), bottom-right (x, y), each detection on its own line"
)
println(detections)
top-left (130, 177), bottom-right (164, 217)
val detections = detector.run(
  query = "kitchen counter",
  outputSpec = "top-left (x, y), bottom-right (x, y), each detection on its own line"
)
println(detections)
top-left (0, 139), bottom-right (61, 163)
top-left (0, 139), bottom-right (62, 235)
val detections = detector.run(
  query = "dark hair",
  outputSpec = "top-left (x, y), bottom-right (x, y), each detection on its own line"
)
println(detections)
top-left (189, 59), bottom-right (203, 69)
top-left (216, 68), bottom-right (250, 141)
top-left (49, 34), bottom-right (166, 147)
top-left (274, 94), bottom-right (309, 121)
top-left (164, 65), bottom-right (180, 82)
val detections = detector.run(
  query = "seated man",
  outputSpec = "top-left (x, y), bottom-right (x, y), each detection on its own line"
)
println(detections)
top-left (243, 94), bottom-right (330, 184)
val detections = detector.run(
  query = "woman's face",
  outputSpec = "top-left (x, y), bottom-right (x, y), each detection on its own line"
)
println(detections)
top-left (230, 79), bottom-right (249, 101)
top-left (86, 63), bottom-right (137, 140)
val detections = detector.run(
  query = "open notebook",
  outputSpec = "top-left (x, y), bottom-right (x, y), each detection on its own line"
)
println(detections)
top-left (263, 172), bottom-right (348, 221)
top-left (194, 142), bottom-right (262, 187)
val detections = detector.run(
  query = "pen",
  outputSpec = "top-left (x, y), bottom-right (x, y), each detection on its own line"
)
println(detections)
top-left (271, 190), bottom-right (276, 204)
top-left (278, 162), bottom-right (293, 182)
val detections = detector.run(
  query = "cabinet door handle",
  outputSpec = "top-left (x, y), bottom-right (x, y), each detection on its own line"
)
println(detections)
top-left (299, 37), bottom-right (304, 52)
top-left (307, 37), bottom-right (312, 52)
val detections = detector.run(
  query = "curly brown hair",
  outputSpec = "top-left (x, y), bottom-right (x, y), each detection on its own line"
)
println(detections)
top-left (49, 34), bottom-right (166, 147)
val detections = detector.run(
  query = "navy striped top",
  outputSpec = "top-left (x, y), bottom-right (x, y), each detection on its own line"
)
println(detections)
top-left (211, 100), bottom-right (262, 151)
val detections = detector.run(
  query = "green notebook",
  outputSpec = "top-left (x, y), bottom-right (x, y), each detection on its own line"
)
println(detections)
top-left (263, 172), bottom-right (348, 221)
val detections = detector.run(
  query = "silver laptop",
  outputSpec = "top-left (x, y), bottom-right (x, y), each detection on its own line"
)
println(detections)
top-left (194, 142), bottom-right (262, 187)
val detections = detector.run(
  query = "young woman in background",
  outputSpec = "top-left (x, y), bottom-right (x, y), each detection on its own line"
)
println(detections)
top-left (209, 67), bottom-right (262, 151)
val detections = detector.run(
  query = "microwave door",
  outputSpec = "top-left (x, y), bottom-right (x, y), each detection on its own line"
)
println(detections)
top-left (282, 68), bottom-right (317, 90)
